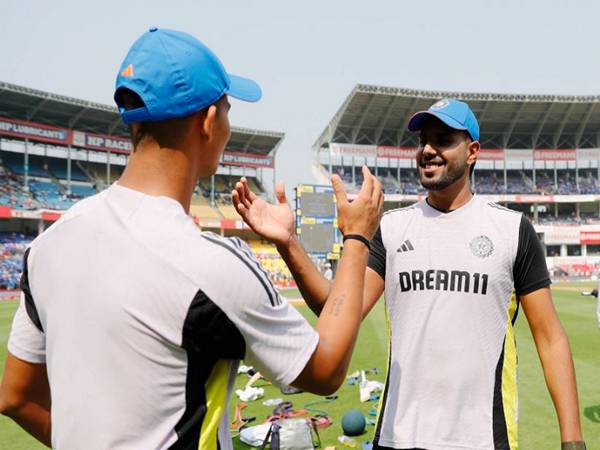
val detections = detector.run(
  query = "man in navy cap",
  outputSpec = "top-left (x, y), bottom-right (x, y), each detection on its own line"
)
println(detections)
top-left (232, 98), bottom-right (585, 449)
top-left (0, 28), bottom-right (383, 449)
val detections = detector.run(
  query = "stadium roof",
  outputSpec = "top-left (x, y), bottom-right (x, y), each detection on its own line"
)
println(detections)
top-left (0, 81), bottom-right (284, 155)
top-left (314, 84), bottom-right (600, 150)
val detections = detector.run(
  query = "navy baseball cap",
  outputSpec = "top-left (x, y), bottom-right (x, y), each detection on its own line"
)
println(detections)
top-left (114, 27), bottom-right (262, 124)
top-left (407, 99), bottom-right (479, 141)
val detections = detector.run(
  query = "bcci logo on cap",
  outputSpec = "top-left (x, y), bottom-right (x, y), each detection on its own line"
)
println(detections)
top-left (469, 235), bottom-right (494, 258)
top-left (430, 99), bottom-right (449, 110)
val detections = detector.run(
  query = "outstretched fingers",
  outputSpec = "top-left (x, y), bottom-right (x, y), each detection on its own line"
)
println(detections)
top-left (275, 181), bottom-right (288, 205)
top-left (358, 166), bottom-right (374, 199)
top-left (231, 190), bottom-right (250, 217)
top-left (372, 175), bottom-right (383, 205)
top-left (241, 177), bottom-right (258, 203)
top-left (234, 180), bottom-right (252, 210)
top-left (331, 174), bottom-right (349, 209)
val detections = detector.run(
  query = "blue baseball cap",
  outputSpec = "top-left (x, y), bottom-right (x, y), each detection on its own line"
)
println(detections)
top-left (114, 27), bottom-right (262, 124)
top-left (407, 99), bottom-right (479, 141)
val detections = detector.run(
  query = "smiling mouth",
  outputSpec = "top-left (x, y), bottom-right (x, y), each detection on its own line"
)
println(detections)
top-left (421, 160), bottom-right (445, 173)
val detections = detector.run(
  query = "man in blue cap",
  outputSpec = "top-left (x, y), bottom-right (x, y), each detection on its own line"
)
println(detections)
top-left (0, 28), bottom-right (384, 449)
top-left (232, 98), bottom-right (585, 449)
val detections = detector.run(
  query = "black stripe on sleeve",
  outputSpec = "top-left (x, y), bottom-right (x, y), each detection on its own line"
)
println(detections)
top-left (229, 237), bottom-right (281, 305)
top-left (171, 289), bottom-right (245, 449)
top-left (201, 234), bottom-right (279, 307)
top-left (20, 248), bottom-right (43, 333)
top-left (368, 227), bottom-right (386, 280)
top-left (513, 215), bottom-right (551, 296)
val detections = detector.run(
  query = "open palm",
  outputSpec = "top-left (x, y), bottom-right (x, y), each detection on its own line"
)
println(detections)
top-left (232, 179), bottom-right (294, 246)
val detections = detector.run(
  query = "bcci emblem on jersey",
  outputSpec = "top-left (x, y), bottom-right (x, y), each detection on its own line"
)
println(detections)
top-left (469, 235), bottom-right (494, 258)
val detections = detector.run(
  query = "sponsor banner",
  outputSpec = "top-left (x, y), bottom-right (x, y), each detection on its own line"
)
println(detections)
top-left (330, 143), bottom-right (377, 157)
top-left (331, 144), bottom-right (418, 159)
top-left (0, 206), bottom-right (12, 218)
top-left (41, 211), bottom-right (62, 222)
top-left (10, 209), bottom-right (41, 219)
top-left (72, 130), bottom-right (132, 154)
top-left (505, 149), bottom-right (532, 161)
top-left (533, 149), bottom-right (576, 161)
top-left (540, 226), bottom-right (581, 245)
top-left (221, 151), bottom-right (274, 168)
top-left (376, 146), bottom-right (417, 159)
top-left (479, 149), bottom-right (505, 161)
top-left (380, 193), bottom-right (600, 204)
top-left (220, 219), bottom-right (250, 230)
top-left (514, 195), bottom-right (555, 204)
top-left (0, 290), bottom-right (20, 300)
top-left (0, 117), bottom-right (70, 145)
top-left (577, 148), bottom-right (600, 160)
top-left (581, 230), bottom-right (600, 245)
top-left (197, 218), bottom-right (222, 229)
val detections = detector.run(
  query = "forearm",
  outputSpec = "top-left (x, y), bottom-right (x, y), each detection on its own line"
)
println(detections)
top-left (3, 402), bottom-right (51, 447)
top-left (536, 330), bottom-right (582, 442)
top-left (277, 234), bottom-right (331, 316)
top-left (313, 240), bottom-right (369, 382)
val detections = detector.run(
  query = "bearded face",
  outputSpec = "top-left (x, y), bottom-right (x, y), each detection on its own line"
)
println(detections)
top-left (416, 118), bottom-right (473, 191)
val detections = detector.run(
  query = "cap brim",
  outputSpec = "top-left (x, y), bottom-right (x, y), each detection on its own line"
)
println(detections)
top-left (407, 111), bottom-right (467, 133)
top-left (226, 74), bottom-right (262, 102)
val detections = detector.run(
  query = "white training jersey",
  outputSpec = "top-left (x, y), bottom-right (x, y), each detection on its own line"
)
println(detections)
top-left (8, 183), bottom-right (319, 450)
top-left (367, 196), bottom-right (550, 450)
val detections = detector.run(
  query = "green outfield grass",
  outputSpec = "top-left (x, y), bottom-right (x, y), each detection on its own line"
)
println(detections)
top-left (0, 284), bottom-right (598, 449)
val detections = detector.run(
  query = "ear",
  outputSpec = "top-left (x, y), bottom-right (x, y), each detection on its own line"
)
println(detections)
top-left (467, 140), bottom-right (480, 166)
top-left (200, 104), bottom-right (218, 140)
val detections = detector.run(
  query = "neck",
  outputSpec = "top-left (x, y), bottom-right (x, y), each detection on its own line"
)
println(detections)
top-left (426, 174), bottom-right (473, 212)
top-left (118, 142), bottom-right (198, 213)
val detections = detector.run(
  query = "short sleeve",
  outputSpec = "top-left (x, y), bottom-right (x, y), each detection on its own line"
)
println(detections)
top-left (240, 298), bottom-right (319, 387)
top-left (8, 293), bottom-right (46, 363)
top-left (368, 227), bottom-right (386, 280)
top-left (513, 215), bottom-right (551, 296)
top-left (197, 234), bottom-right (319, 387)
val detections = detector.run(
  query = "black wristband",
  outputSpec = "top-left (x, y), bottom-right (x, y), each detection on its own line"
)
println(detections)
top-left (343, 234), bottom-right (370, 250)
top-left (561, 442), bottom-right (586, 450)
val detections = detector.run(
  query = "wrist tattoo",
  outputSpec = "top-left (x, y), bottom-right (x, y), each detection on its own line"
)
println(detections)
top-left (329, 295), bottom-right (345, 316)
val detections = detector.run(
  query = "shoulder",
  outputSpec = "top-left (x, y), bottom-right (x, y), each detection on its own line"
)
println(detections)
top-left (382, 201), bottom-right (421, 218)
top-left (379, 200), bottom-right (424, 233)
top-left (28, 192), bottom-right (106, 252)
top-left (183, 231), bottom-right (281, 309)
top-left (480, 198), bottom-right (523, 227)
top-left (483, 200), bottom-right (521, 216)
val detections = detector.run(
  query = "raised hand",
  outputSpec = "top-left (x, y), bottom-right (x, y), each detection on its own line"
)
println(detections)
top-left (231, 178), bottom-right (295, 246)
top-left (332, 166), bottom-right (383, 240)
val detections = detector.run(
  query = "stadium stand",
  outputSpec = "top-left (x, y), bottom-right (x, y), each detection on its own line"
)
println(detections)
top-left (46, 157), bottom-right (89, 181)
top-left (190, 194), bottom-right (221, 220)
top-left (28, 180), bottom-right (73, 210)
top-left (2, 151), bottom-right (48, 177)
top-left (0, 232), bottom-right (33, 289)
top-left (249, 239), bottom-right (295, 287)
top-left (216, 195), bottom-right (241, 219)
top-left (0, 168), bottom-right (39, 210)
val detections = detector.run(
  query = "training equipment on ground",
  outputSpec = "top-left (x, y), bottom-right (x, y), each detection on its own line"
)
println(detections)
top-left (359, 370), bottom-right (384, 402)
top-left (235, 385), bottom-right (264, 402)
top-left (338, 435), bottom-right (358, 448)
top-left (341, 410), bottom-right (366, 436)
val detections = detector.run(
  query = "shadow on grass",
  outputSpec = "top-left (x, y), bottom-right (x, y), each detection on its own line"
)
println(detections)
top-left (583, 405), bottom-right (600, 423)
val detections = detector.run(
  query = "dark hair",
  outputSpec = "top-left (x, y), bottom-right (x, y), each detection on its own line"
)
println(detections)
top-left (115, 88), bottom-right (198, 149)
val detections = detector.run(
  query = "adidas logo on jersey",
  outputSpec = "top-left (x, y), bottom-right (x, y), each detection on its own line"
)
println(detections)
top-left (396, 240), bottom-right (415, 253)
